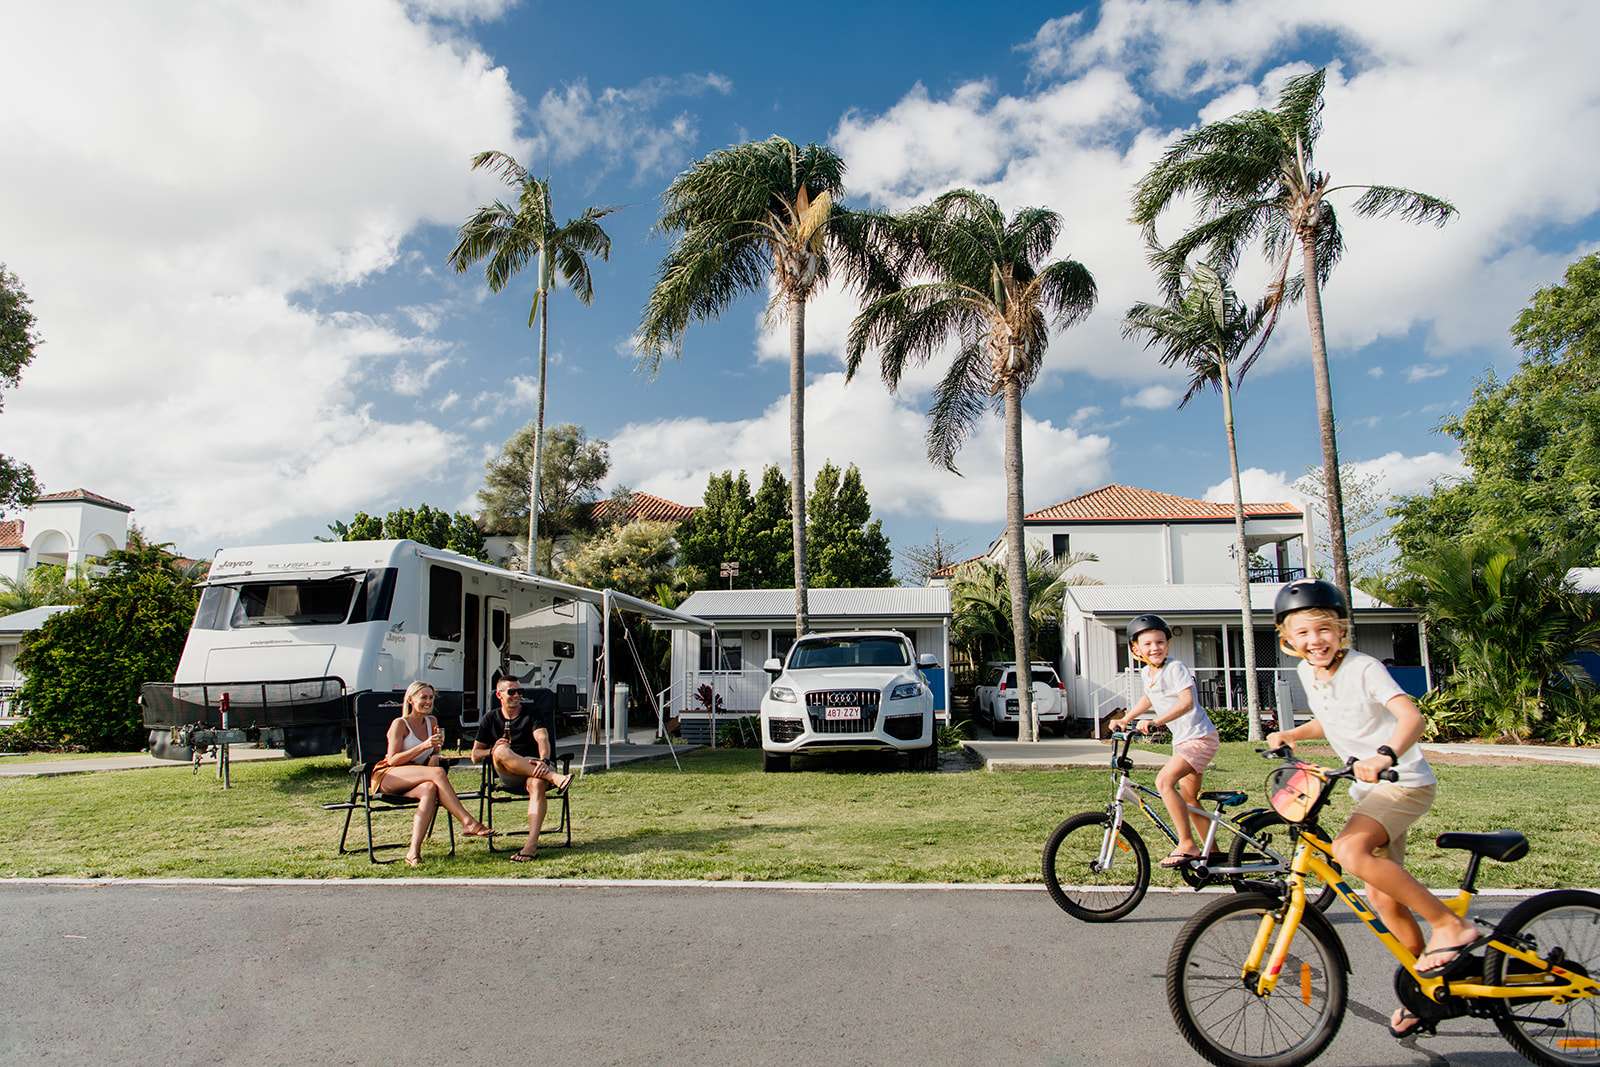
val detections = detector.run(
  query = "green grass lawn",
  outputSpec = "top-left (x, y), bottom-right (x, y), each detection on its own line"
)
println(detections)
top-left (0, 751), bottom-right (141, 764)
top-left (0, 742), bottom-right (1595, 886)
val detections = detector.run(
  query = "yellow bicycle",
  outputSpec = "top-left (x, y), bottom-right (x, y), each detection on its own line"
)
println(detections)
top-left (1165, 747), bottom-right (1600, 1066)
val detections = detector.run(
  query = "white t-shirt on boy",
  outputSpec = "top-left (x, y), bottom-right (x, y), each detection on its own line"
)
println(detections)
top-left (1297, 650), bottom-right (1436, 794)
top-left (1142, 659), bottom-right (1215, 745)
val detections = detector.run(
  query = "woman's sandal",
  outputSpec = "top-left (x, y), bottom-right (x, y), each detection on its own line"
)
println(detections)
top-left (404, 854), bottom-right (422, 868)
top-left (509, 849), bottom-right (537, 863)
top-left (460, 818), bottom-right (493, 838)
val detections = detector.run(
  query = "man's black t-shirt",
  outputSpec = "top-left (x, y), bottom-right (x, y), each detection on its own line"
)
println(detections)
top-left (475, 690), bottom-right (554, 758)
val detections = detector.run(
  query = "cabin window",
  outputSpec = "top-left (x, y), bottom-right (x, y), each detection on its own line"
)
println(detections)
top-left (347, 568), bottom-right (398, 624)
top-left (231, 578), bottom-right (358, 627)
top-left (698, 632), bottom-right (742, 672)
top-left (770, 629), bottom-right (796, 663)
top-left (427, 566), bottom-right (462, 642)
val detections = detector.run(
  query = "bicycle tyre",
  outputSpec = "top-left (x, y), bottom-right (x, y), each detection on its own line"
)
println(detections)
top-left (1167, 892), bottom-right (1347, 1067)
top-left (1041, 811), bottom-right (1149, 922)
top-left (1483, 888), bottom-right (1600, 1067)
top-left (1225, 810), bottom-right (1338, 913)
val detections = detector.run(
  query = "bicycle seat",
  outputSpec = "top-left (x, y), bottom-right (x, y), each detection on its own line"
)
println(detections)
top-left (1435, 829), bottom-right (1528, 863)
top-left (1200, 790), bottom-right (1247, 808)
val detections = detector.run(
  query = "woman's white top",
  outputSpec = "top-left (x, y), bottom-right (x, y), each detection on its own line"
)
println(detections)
top-left (399, 715), bottom-right (436, 765)
top-left (1142, 659), bottom-right (1215, 744)
top-left (1297, 651), bottom-right (1435, 792)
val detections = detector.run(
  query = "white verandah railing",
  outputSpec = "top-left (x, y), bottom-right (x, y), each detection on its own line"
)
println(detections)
top-left (0, 678), bottom-right (23, 724)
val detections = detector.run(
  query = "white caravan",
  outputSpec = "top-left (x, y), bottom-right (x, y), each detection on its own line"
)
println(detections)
top-left (142, 540), bottom-right (608, 758)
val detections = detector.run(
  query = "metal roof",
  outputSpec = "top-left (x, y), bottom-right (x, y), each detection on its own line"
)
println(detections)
top-left (1065, 583), bottom-right (1405, 616)
top-left (676, 587), bottom-right (950, 622)
top-left (0, 605), bottom-right (75, 634)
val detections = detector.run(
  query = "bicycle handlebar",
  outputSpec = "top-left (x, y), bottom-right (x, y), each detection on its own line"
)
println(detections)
top-left (1258, 745), bottom-right (1398, 782)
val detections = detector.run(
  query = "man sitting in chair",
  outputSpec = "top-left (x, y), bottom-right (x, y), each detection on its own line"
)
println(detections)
top-left (472, 676), bottom-right (576, 862)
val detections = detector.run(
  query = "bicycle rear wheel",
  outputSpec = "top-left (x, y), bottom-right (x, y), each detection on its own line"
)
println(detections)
top-left (1041, 811), bottom-right (1149, 922)
top-left (1167, 892), bottom-right (1347, 1067)
top-left (1226, 810), bottom-right (1338, 912)
top-left (1484, 888), bottom-right (1600, 1067)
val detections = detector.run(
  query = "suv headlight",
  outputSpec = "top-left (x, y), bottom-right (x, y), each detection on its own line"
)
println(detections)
top-left (769, 686), bottom-right (797, 703)
top-left (889, 682), bottom-right (923, 700)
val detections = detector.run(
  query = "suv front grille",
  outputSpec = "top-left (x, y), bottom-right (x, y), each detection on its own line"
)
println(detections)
top-left (804, 689), bottom-right (880, 733)
top-left (768, 717), bottom-right (804, 743)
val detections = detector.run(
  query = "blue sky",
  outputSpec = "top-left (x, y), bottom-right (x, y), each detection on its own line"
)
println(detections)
top-left (4, 1), bottom-right (1597, 572)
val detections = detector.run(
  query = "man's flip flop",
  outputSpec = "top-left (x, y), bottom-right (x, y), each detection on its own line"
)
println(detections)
top-left (509, 850), bottom-right (537, 863)
top-left (1159, 851), bottom-right (1200, 869)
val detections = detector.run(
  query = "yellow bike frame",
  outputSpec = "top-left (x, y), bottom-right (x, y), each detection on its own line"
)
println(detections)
top-left (1241, 827), bottom-right (1600, 1008)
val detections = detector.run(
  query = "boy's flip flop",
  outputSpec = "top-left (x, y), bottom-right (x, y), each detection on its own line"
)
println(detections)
top-left (1388, 1008), bottom-right (1431, 1040)
top-left (1415, 935), bottom-right (1486, 978)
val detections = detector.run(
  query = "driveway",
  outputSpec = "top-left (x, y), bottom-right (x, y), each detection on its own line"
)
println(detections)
top-left (1, 882), bottom-right (1525, 1065)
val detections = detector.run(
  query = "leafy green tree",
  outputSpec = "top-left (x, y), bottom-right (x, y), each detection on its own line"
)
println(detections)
top-left (807, 462), bottom-right (894, 587)
top-left (638, 136), bottom-right (892, 633)
top-left (1123, 261), bottom-right (1269, 737)
top-left (478, 422), bottom-right (610, 569)
top-left (1, 265), bottom-right (43, 511)
top-left (677, 470), bottom-right (756, 588)
top-left (558, 520), bottom-right (681, 601)
top-left (1131, 67), bottom-right (1456, 606)
top-left (0, 564), bottom-right (92, 614)
top-left (1405, 535), bottom-right (1600, 742)
top-left (1392, 253), bottom-right (1600, 563)
top-left (448, 152), bottom-right (615, 576)
top-left (13, 533), bottom-right (198, 750)
top-left (325, 505), bottom-right (486, 560)
top-left (948, 550), bottom-right (1097, 667)
top-left (847, 189), bottom-right (1097, 742)
top-left (744, 465), bottom-right (793, 588)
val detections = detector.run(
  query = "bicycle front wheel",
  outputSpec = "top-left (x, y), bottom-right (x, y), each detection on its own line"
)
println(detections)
top-left (1226, 810), bottom-right (1338, 913)
top-left (1041, 811), bottom-right (1149, 922)
top-left (1485, 888), bottom-right (1600, 1067)
top-left (1167, 892), bottom-right (1347, 1067)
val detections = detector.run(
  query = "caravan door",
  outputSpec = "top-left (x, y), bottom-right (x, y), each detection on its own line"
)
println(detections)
top-left (460, 593), bottom-right (510, 730)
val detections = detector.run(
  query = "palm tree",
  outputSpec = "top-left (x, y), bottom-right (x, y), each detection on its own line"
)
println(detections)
top-left (0, 564), bottom-right (90, 614)
top-left (1123, 262), bottom-right (1270, 738)
top-left (948, 549), bottom-right (1098, 668)
top-left (637, 136), bottom-right (890, 634)
top-left (847, 190), bottom-right (1097, 741)
top-left (448, 152), bottom-right (615, 576)
top-left (1131, 67), bottom-right (1456, 605)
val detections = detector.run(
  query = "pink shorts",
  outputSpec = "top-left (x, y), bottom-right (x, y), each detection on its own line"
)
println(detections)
top-left (1174, 735), bottom-right (1220, 773)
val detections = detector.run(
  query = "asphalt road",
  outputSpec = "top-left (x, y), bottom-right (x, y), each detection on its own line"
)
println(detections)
top-left (0, 882), bottom-right (1529, 1066)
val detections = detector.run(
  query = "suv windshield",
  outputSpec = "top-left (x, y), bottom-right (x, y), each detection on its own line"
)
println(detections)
top-left (789, 636), bottom-right (910, 670)
top-left (1003, 667), bottom-right (1060, 686)
top-left (230, 577), bottom-right (359, 627)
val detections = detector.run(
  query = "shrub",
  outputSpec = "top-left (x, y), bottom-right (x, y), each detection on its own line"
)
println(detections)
top-left (936, 718), bottom-right (971, 749)
top-left (714, 716), bottom-right (760, 748)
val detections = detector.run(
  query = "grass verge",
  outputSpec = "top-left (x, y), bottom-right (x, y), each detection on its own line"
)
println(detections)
top-left (0, 742), bottom-right (1594, 886)
top-left (0, 751), bottom-right (142, 764)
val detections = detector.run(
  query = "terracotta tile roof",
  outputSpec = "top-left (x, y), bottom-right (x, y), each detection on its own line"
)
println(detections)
top-left (588, 491), bottom-right (697, 525)
top-left (31, 489), bottom-right (135, 513)
top-left (0, 519), bottom-right (22, 549)
top-left (1025, 483), bottom-right (1300, 523)
top-left (930, 552), bottom-right (990, 579)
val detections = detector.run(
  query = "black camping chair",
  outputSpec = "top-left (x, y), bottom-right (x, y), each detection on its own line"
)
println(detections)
top-left (323, 699), bottom-right (459, 864)
top-left (477, 689), bottom-right (573, 854)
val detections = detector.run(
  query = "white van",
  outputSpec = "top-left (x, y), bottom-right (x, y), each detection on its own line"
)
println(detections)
top-left (142, 540), bottom-right (603, 758)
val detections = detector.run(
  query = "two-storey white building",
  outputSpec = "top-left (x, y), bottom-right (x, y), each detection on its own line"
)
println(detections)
top-left (937, 484), bottom-right (1428, 728)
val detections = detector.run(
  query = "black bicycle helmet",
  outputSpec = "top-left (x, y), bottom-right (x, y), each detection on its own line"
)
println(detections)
top-left (1127, 614), bottom-right (1172, 642)
top-left (1273, 579), bottom-right (1348, 623)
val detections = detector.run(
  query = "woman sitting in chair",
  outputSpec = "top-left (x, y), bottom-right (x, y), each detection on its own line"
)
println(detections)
top-left (372, 680), bottom-right (490, 866)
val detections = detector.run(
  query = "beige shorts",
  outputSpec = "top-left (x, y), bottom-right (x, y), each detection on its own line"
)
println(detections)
top-left (1173, 735), bottom-right (1220, 773)
top-left (1347, 782), bottom-right (1436, 863)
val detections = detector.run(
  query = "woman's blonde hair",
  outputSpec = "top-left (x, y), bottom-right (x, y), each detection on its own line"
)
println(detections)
top-left (402, 680), bottom-right (437, 718)
top-left (1275, 607), bottom-right (1350, 659)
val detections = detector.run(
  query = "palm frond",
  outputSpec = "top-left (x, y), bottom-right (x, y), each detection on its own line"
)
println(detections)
top-left (846, 283), bottom-right (985, 388)
top-left (470, 149), bottom-right (528, 184)
top-left (925, 340), bottom-right (993, 473)
top-left (1034, 258), bottom-right (1097, 331)
top-left (1271, 68), bottom-right (1327, 151)
top-left (1348, 185), bottom-right (1458, 226)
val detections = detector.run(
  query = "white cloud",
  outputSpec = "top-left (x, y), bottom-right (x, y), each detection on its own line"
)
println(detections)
top-left (1204, 452), bottom-right (1467, 510)
top-left (1406, 363), bottom-right (1448, 383)
top-left (534, 73), bottom-right (733, 179)
top-left (439, 391), bottom-right (461, 411)
top-left (0, 3), bottom-right (525, 544)
top-left (390, 357), bottom-right (452, 396)
top-left (1122, 384), bottom-right (1181, 410)
top-left (404, 0), bottom-right (516, 21)
top-left (1367, 366), bottom-right (1385, 379)
top-left (829, 3), bottom-right (1600, 390)
top-left (608, 372), bottom-right (1113, 524)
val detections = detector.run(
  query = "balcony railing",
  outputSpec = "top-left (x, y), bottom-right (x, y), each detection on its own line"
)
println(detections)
top-left (1248, 566), bottom-right (1307, 583)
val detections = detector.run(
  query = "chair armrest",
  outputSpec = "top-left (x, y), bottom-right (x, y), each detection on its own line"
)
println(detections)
top-left (555, 753), bottom-right (573, 774)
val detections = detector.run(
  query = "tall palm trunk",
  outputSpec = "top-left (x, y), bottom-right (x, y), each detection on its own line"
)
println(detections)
top-left (1301, 230), bottom-right (1350, 604)
top-left (789, 293), bottom-right (810, 635)
top-left (526, 255), bottom-right (549, 577)
top-left (1002, 371), bottom-right (1036, 743)
top-left (1218, 354), bottom-right (1262, 740)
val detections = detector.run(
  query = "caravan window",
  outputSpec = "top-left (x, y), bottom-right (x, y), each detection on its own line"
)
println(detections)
top-left (427, 566), bottom-right (462, 642)
top-left (347, 568), bottom-right (398, 624)
top-left (231, 578), bottom-right (358, 627)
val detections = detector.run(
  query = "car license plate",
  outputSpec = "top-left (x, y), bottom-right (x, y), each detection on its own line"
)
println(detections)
top-left (825, 706), bottom-right (861, 721)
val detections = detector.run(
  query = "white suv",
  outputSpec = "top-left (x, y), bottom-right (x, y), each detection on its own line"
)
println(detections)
top-left (759, 630), bottom-right (938, 772)
top-left (976, 661), bottom-right (1068, 736)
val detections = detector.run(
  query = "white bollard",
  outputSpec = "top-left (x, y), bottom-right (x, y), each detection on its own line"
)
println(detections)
top-left (612, 683), bottom-right (631, 744)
